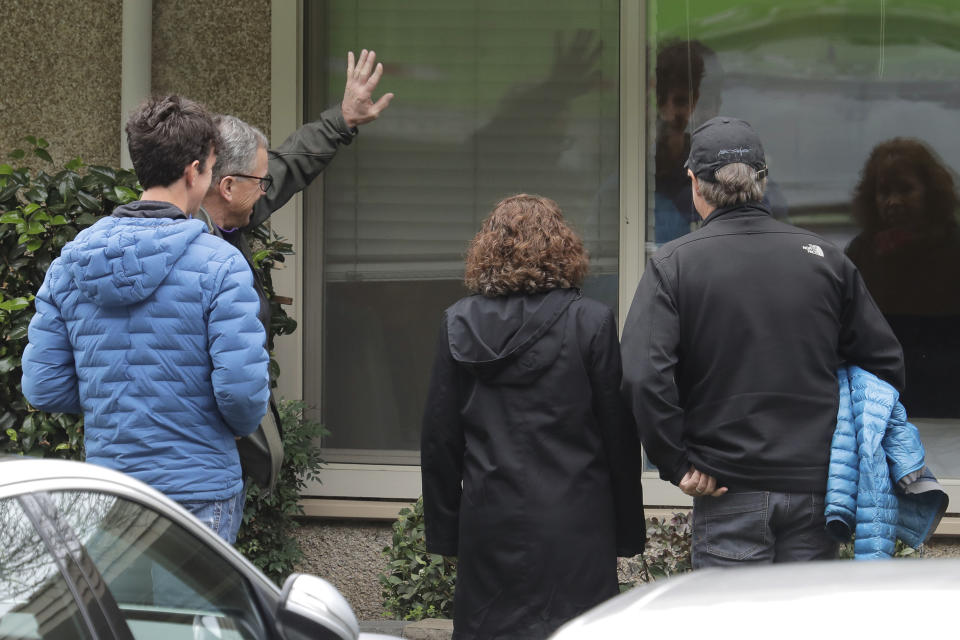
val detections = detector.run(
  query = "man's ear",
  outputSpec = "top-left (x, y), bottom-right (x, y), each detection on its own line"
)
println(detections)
top-left (687, 169), bottom-right (700, 195)
top-left (184, 159), bottom-right (201, 187)
top-left (217, 175), bottom-right (233, 201)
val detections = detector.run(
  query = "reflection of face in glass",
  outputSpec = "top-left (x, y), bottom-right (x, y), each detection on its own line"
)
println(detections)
top-left (874, 163), bottom-right (927, 232)
top-left (658, 87), bottom-right (698, 134)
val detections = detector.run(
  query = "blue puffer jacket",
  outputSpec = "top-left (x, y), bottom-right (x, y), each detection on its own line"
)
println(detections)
top-left (825, 366), bottom-right (947, 559)
top-left (21, 202), bottom-right (270, 502)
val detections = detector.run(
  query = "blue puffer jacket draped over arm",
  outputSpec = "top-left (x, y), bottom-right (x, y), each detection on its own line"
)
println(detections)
top-left (825, 366), bottom-right (948, 559)
top-left (21, 214), bottom-right (270, 502)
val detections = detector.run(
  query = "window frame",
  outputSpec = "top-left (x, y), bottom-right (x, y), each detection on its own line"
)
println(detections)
top-left (280, 0), bottom-right (693, 506)
top-left (280, 0), bottom-right (960, 513)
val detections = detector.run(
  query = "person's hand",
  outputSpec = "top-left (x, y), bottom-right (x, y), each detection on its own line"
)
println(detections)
top-left (679, 466), bottom-right (728, 497)
top-left (545, 30), bottom-right (603, 99)
top-left (342, 49), bottom-right (394, 129)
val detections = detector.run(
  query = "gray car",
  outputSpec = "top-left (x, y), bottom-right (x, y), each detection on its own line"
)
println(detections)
top-left (0, 456), bottom-right (397, 640)
top-left (550, 556), bottom-right (960, 638)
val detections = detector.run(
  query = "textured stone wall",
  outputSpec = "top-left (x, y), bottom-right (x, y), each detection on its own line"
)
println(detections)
top-left (152, 0), bottom-right (272, 138)
top-left (0, 0), bottom-right (123, 167)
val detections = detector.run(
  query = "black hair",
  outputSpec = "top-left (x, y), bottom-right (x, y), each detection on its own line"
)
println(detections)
top-left (125, 95), bottom-right (221, 189)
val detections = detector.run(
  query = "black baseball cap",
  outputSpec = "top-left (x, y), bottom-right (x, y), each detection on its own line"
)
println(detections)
top-left (685, 116), bottom-right (768, 182)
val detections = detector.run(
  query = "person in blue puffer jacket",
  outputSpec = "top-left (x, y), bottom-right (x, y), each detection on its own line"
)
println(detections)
top-left (21, 95), bottom-right (270, 544)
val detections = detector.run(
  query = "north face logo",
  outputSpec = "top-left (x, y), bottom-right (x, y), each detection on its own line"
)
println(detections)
top-left (802, 243), bottom-right (824, 257)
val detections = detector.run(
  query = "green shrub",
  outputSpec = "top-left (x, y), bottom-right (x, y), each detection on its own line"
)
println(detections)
top-left (637, 511), bottom-right (693, 581)
top-left (838, 537), bottom-right (923, 559)
top-left (1, 137), bottom-right (140, 458)
top-left (236, 399), bottom-right (328, 584)
top-left (615, 511), bottom-right (692, 589)
top-left (380, 497), bottom-right (457, 621)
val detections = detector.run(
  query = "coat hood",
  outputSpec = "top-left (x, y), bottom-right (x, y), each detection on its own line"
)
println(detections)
top-left (59, 203), bottom-right (206, 307)
top-left (446, 287), bottom-right (580, 385)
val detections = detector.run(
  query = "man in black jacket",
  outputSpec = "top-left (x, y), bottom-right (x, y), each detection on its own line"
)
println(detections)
top-left (621, 117), bottom-right (905, 567)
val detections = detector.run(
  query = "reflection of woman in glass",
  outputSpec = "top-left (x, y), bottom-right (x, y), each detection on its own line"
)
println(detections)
top-left (420, 194), bottom-right (645, 640)
top-left (846, 138), bottom-right (960, 416)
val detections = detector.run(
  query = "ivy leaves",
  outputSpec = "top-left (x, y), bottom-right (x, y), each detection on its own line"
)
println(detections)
top-left (0, 137), bottom-right (141, 458)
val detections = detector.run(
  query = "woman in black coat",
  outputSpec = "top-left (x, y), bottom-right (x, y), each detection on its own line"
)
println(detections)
top-left (421, 194), bottom-right (646, 640)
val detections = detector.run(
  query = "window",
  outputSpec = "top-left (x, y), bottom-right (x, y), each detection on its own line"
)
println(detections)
top-left (647, 0), bottom-right (960, 476)
top-left (51, 491), bottom-right (266, 640)
top-left (0, 498), bottom-right (92, 640)
top-left (303, 0), bottom-right (620, 462)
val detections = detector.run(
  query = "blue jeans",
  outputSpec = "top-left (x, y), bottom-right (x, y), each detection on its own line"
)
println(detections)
top-left (179, 489), bottom-right (246, 544)
top-left (692, 490), bottom-right (838, 568)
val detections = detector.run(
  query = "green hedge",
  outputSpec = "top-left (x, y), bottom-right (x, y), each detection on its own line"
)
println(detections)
top-left (0, 137), bottom-right (140, 458)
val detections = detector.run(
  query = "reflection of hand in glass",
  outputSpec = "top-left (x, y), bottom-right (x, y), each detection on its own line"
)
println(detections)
top-left (473, 29), bottom-right (609, 199)
top-left (544, 29), bottom-right (604, 100)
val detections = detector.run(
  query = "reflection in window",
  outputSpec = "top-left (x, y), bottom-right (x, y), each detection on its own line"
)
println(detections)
top-left (0, 498), bottom-right (92, 639)
top-left (304, 1), bottom-right (619, 458)
top-left (647, 0), bottom-right (960, 477)
top-left (51, 491), bottom-right (265, 640)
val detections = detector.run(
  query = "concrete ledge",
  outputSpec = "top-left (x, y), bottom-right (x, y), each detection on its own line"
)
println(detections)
top-left (359, 620), bottom-right (406, 636)
top-left (403, 618), bottom-right (453, 639)
top-left (300, 498), bottom-right (414, 520)
top-left (301, 499), bottom-right (960, 537)
top-left (358, 618), bottom-right (453, 640)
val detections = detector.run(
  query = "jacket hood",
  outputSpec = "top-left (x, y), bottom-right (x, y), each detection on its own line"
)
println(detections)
top-left (60, 206), bottom-right (206, 307)
top-left (447, 288), bottom-right (580, 385)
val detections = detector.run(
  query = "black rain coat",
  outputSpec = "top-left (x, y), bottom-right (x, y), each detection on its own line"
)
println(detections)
top-left (421, 288), bottom-right (645, 640)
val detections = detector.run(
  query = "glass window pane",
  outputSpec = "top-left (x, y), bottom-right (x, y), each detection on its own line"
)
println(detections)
top-left (304, 0), bottom-right (620, 458)
top-left (50, 491), bottom-right (266, 640)
top-left (0, 498), bottom-right (93, 640)
top-left (646, 1), bottom-right (960, 477)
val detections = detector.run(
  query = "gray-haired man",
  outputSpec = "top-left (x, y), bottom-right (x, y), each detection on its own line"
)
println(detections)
top-left (620, 116), bottom-right (904, 567)
top-left (199, 49), bottom-right (392, 490)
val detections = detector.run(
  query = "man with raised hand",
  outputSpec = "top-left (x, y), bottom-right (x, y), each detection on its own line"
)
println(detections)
top-left (197, 50), bottom-right (392, 491)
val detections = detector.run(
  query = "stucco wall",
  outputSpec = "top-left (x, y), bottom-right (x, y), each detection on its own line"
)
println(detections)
top-left (152, 0), bottom-right (272, 139)
top-left (0, 0), bottom-right (123, 167)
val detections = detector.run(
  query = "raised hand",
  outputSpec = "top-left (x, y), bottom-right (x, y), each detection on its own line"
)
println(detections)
top-left (342, 49), bottom-right (395, 129)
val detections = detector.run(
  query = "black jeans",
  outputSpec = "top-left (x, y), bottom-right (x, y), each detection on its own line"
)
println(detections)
top-left (691, 490), bottom-right (838, 568)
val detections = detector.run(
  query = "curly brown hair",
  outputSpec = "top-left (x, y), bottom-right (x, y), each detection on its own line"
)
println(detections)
top-left (464, 194), bottom-right (589, 297)
top-left (853, 137), bottom-right (958, 232)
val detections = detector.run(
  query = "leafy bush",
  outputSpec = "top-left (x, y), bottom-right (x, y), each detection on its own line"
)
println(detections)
top-left (639, 511), bottom-right (692, 581)
top-left (617, 511), bottom-right (692, 588)
top-left (380, 497), bottom-right (457, 621)
top-left (1, 137), bottom-right (140, 458)
top-left (838, 537), bottom-right (923, 559)
top-left (236, 399), bottom-right (328, 583)
top-left (249, 224), bottom-right (298, 357)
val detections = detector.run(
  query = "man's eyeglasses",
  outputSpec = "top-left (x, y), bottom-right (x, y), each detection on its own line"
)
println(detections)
top-left (225, 174), bottom-right (274, 193)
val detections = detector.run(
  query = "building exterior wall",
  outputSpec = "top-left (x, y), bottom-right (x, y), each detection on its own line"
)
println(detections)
top-left (0, 0), bottom-right (123, 167)
top-left (152, 0), bottom-right (272, 138)
top-left (0, 0), bottom-right (272, 167)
